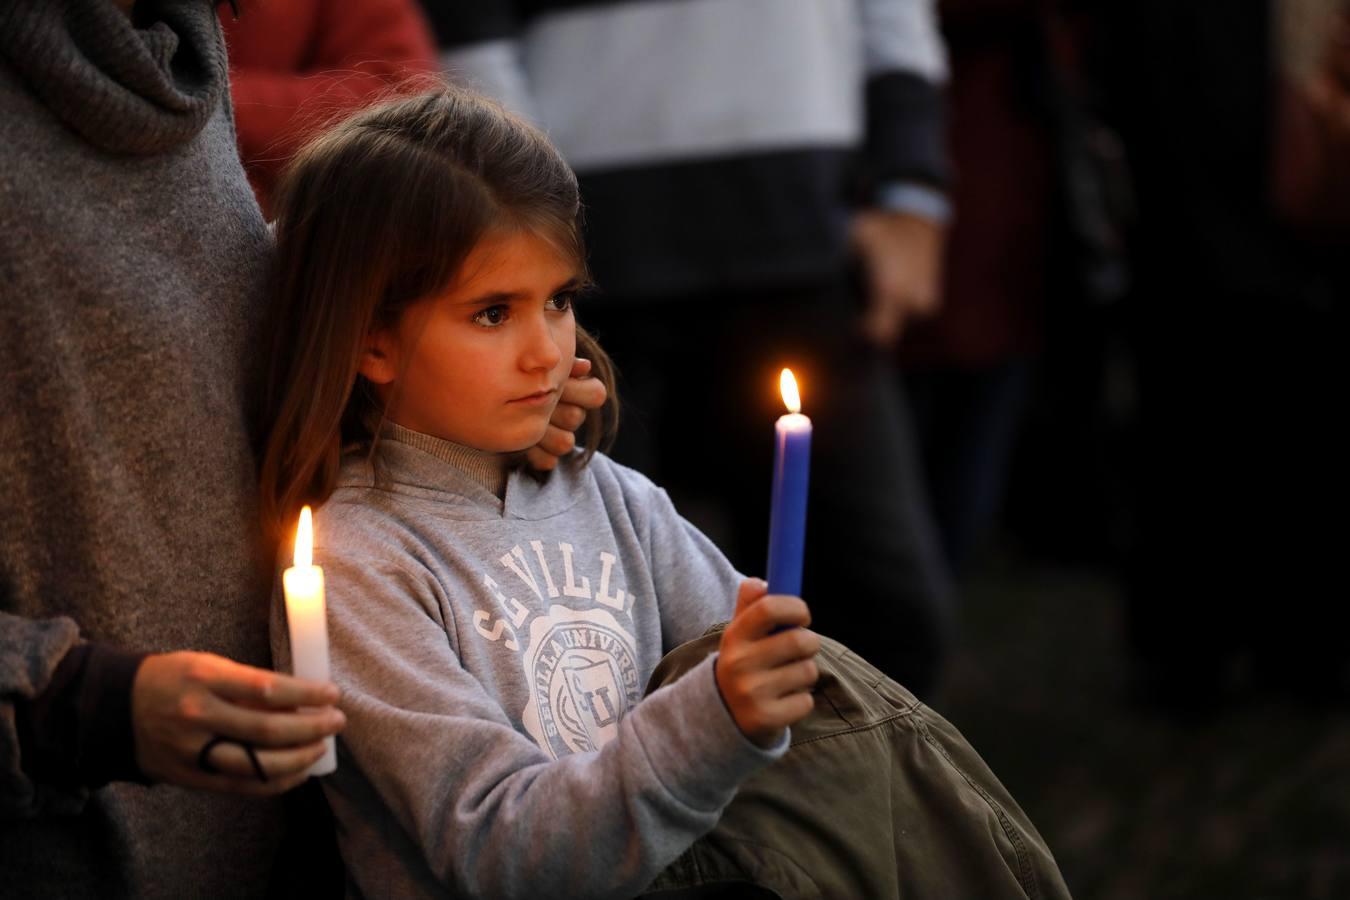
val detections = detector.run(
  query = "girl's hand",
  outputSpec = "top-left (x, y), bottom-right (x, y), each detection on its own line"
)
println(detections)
top-left (715, 578), bottom-right (820, 748)
top-left (526, 357), bottom-right (607, 471)
top-left (131, 651), bottom-right (345, 795)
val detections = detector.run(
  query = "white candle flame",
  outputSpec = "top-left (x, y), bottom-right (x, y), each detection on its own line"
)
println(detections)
top-left (295, 505), bottom-right (313, 569)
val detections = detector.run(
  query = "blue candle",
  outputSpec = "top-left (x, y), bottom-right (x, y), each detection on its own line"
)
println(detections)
top-left (766, 369), bottom-right (812, 597)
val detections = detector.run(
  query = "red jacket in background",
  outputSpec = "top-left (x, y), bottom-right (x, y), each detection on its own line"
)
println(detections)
top-left (219, 0), bottom-right (439, 214)
top-left (901, 0), bottom-right (1054, 369)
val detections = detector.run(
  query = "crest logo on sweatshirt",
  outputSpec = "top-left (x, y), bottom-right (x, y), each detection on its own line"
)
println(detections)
top-left (520, 606), bottom-right (641, 758)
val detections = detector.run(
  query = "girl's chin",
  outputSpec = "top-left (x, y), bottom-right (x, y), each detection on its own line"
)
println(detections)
top-left (492, 429), bottom-right (553, 456)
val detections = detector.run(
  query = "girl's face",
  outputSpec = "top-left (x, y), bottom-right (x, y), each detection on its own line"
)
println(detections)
top-left (362, 229), bottom-right (580, 453)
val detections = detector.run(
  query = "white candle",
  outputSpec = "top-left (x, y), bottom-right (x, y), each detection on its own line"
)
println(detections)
top-left (283, 506), bottom-right (336, 775)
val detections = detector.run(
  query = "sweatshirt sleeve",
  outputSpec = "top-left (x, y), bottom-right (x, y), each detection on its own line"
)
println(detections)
top-left (307, 553), bottom-right (780, 900)
top-left (858, 0), bottom-right (952, 190)
top-left (635, 483), bottom-right (743, 651)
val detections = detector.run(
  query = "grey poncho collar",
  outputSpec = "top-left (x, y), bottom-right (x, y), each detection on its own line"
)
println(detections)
top-left (0, 0), bottom-right (227, 155)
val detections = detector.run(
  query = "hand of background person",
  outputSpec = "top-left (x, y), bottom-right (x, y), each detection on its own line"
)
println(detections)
top-left (1273, 7), bottom-right (1350, 230)
top-left (131, 652), bottom-right (344, 795)
top-left (715, 578), bottom-right (820, 748)
top-left (1322, 6), bottom-right (1350, 92)
top-left (1305, 7), bottom-right (1350, 135)
top-left (526, 357), bottom-right (608, 471)
top-left (851, 210), bottom-right (948, 348)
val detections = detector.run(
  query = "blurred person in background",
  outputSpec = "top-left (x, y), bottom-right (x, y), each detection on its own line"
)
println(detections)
top-left (420, 0), bottom-right (958, 699)
top-left (1270, 0), bottom-right (1350, 232)
top-left (1098, 0), bottom-right (1348, 707)
top-left (219, 0), bottom-right (439, 214)
top-left (901, 0), bottom-right (1131, 577)
top-left (900, 0), bottom-right (1054, 576)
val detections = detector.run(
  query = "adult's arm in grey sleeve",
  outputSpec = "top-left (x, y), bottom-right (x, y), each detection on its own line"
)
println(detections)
top-left (0, 611), bottom-right (146, 818)
top-left (317, 556), bottom-right (779, 900)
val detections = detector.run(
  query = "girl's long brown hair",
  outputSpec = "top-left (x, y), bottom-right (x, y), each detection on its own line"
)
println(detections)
top-left (258, 87), bottom-right (618, 542)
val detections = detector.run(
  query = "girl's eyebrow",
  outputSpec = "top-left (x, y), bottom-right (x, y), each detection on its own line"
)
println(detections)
top-left (455, 277), bottom-right (583, 307)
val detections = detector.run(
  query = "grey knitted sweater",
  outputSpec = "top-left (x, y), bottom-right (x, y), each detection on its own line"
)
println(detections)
top-left (0, 1), bottom-right (280, 897)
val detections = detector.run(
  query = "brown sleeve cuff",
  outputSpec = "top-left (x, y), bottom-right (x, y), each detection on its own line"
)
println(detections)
top-left (16, 643), bottom-right (150, 788)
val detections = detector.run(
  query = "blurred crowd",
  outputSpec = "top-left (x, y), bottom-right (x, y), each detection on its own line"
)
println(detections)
top-left (220, 0), bottom-right (1347, 713)
top-left (218, 0), bottom-right (1347, 710)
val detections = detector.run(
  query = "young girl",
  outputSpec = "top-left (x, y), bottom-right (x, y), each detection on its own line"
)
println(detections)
top-left (258, 88), bottom-right (820, 899)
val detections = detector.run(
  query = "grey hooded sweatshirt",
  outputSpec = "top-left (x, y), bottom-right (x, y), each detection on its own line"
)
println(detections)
top-left (283, 432), bottom-right (785, 900)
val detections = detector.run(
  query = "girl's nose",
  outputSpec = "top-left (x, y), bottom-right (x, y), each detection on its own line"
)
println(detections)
top-left (519, 313), bottom-right (563, 372)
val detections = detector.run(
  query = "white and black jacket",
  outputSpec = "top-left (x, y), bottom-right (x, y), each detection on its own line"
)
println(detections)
top-left (422, 0), bottom-right (951, 299)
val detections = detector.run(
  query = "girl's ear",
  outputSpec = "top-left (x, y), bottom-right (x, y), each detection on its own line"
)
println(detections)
top-left (357, 329), bottom-right (399, 386)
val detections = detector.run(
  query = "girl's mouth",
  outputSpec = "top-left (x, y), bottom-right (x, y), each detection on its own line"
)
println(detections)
top-left (509, 388), bottom-right (556, 405)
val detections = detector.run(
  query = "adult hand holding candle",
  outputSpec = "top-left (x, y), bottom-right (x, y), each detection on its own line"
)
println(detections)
top-left (283, 506), bottom-right (337, 776)
top-left (766, 368), bottom-right (812, 597)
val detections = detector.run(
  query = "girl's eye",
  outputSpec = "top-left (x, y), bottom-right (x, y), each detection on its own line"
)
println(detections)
top-left (547, 292), bottom-right (574, 313)
top-left (472, 305), bottom-right (509, 327)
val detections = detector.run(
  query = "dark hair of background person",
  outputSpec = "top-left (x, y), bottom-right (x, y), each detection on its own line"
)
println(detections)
top-left (257, 88), bottom-right (619, 542)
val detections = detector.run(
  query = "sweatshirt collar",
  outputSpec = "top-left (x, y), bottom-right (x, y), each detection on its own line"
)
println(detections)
top-left (381, 423), bottom-right (511, 500)
top-left (0, 0), bottom-right (228, 155)
top-left (349, 431), bottom-right (589, 522)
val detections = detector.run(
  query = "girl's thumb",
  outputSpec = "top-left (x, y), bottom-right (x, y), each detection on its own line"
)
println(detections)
top-left (733, 578), bottom-right (769, 618)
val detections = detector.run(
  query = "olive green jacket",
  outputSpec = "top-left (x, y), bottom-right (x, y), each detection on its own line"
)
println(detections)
top-left (641, 627), bottom-right (1073, 900)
